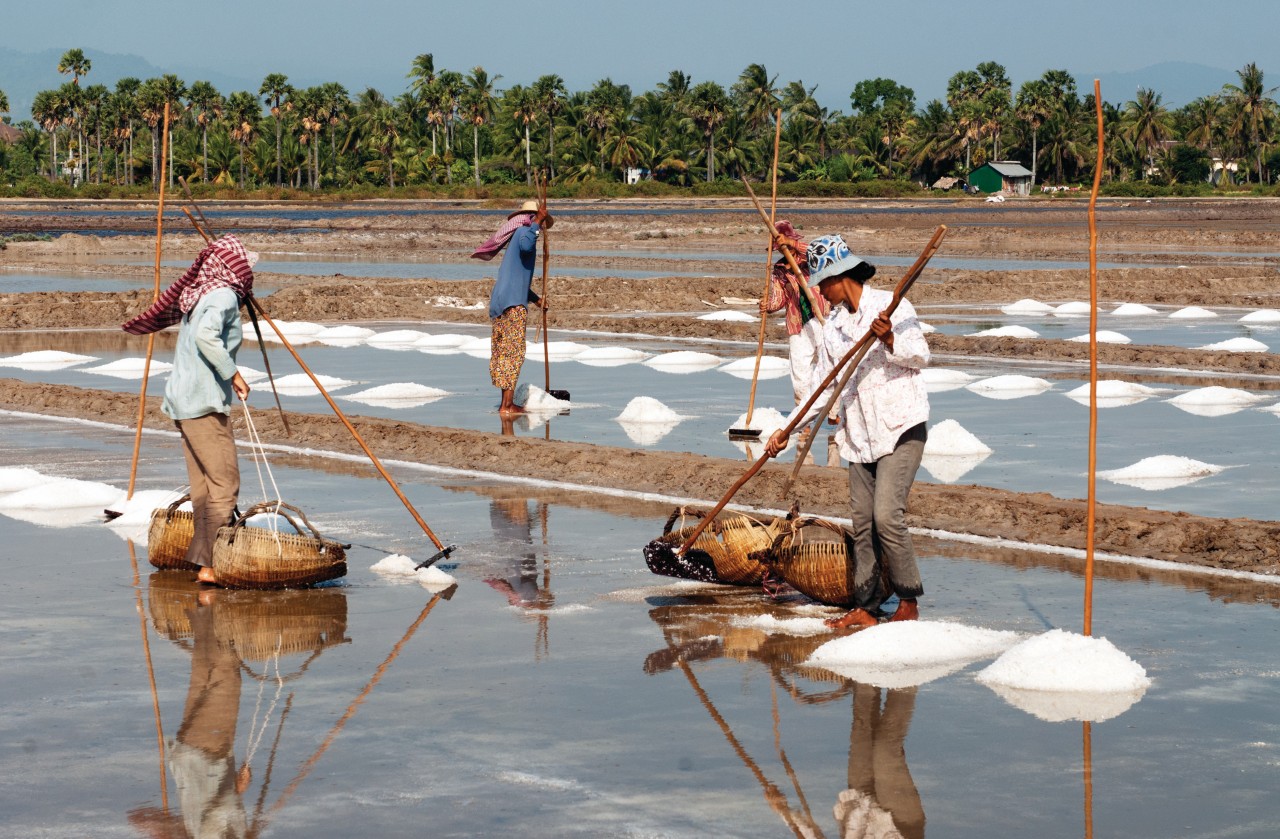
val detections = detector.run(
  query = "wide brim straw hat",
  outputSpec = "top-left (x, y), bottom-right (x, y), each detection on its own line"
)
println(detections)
top-left (508, 199), bottom-right (540, 219)
top-left (806, 233), bottom-right (875, 287)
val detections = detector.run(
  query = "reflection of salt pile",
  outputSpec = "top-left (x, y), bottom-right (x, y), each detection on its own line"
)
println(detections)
top-left (967, 325), bottom-right (1040, 338)
top-left (1065, 380), bottom-right (1162, 407)
top-left (1001, 299), bottom-right (1053, 314)
top-left (1196, 337), bottom-right (1269, 352)
top-left (343, 383), bottom-right (449, 408)
top-left (367, 329), bottom-right (431, 349)
top-left (574, 346), bottom-right (649, 367)
top-left (370, 554), bottom-right (457, 592)
top-left (1052, 301), bottom-right (1092, 316)
top-left (616, 396), bottom-right (687, 445)
top-left (1066, 330), bottom-right (1131, 344)
top-left (1169, 306), bottom-right (1217, 319)
top-left (526, 341), bottom-right (590, 361)
top-left (1239, 309), bottom-right (1280, 323)
top-left (921, 419), bottom-right (992, 482)
top-left (271, 373), bottom-right (356, 395)
top-left (920, 368), bottom-right (975, 393)
top-left (697, 310), bottom-right (757, 322)
top-left (719, 356), bottom-right (789, 380)
top-left (976, 629), bottom-right (1149, 722)
top-left (0, 351), bottom-right (98, 371)
top-left (643, 351), bottom-right (723, 373)
top-left (1098, 455), bottom-right (1227, 490)
top-left (82, 358), bottom-right (173, 379)
top-left (515, 383), bottom-right (571, 412)
top-left (1111, 302), bottom-right (1159, 316)
top-left (1168, 386), bottom-right (1263, 417)
top-left (965, 374), bottom-right (1052, 400)
top-left (807, 621), bottom-right (1022, 689)
top-left (0, 474), bottom-right (126, 527)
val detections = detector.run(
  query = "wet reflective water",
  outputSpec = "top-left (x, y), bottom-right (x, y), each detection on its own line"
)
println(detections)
top-left (1, 416), bottom-right (1278, 837)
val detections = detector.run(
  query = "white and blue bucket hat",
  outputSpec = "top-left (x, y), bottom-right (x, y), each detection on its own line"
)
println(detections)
top-left (806, 234), bottom-right (875, 287)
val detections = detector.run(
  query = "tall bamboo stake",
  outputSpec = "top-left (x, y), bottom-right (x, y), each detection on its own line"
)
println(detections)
top-left (538, 174), bottom-right (551, 391)
top-left (126, 102), bottom-right (169, 499)
top-left (743, 110), bottom-right (784, 430)
top-left (1084, 80), bottom-right (1103, 637)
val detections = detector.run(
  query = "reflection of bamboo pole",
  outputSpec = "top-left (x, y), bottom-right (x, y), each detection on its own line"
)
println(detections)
top-left (127, 102), bottom-right (170, 499)
top-left (269, 593), bottom-right (444, 814)
top-left (771, 679), bottom-right (825, 837)
top-left (1082, 720), bottom-right (1094, 839)
top-left (1084, 80), bottom-right (1104, 636)
top-left (128, 541), bottom-right (169, 811)
top-left (744, 110), bottom-right (785, 429)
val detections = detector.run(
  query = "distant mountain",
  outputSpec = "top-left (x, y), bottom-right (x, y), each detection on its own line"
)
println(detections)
top-left (1083, 61), bottom-right (1240, 107)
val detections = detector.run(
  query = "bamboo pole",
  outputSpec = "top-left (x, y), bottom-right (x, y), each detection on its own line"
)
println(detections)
top-left (741, 177), bottom-right (824, 325)
top-left (1084, 81), bottom-right (1103, 637)
top-left (126, 101), bottom-right (169, 500)
top-left (538, 174), bottom-right (551, 390)
top-left (128, 541), bottom-right (169, 811)
top-left (743, 110), bottom-right (785, 430)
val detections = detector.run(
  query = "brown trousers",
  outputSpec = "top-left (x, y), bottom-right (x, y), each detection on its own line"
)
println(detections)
top-left (177, 413), bottom-right (240, 568)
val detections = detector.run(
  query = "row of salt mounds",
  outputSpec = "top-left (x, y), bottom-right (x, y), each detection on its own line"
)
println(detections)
top-left (1167, 385), bottom-right (1264, 418)
top-left (616, 397), bottom-right (688, 445)
top-left (968, 325), bottom-right (1040, 339)
top-left (1065, 380), bottom-right (1164, 408)
top-left (921, 368), bottom-right (976, 393)
top-left (719, 356), bottom-right (789, 380)
top-left (1240, 309), bottom-right (1280, 323)
top-left (342, 383), bottom-right (450, 409)
top-left (920, 419), bottom-right (992, 483)
top-left (643, 351), bottom-right (723, 373)
top-left (270, 373), bottom-right (357, 395)
top-left (1111, 302), bottom-right (1160, 316)
top-left (528, 341), bottom-right (592, 362)
top-left (575, 346), bottom-right (650, 367)
top-left (976, 628), bottom-right (1150, 722)
top-left (1196, 337), bottom-right (1269, 353)
top-left (1065, 330), bottom-right (1131, 344)
top-left (696, 310), bottom-right (757, 322)
top-left (965, 374), bottom-right (1053, 400)
top-left (806, 621), bottom-right (1023, 688)
top-left (83, 358), bottom-right (173, 379)
top-left (1097, 454), bottom-right (1227, 490)
top-left (515, 383), bottom-right (571, 413)
top-left (1169, 306), bottom-right (1217, 319)
top-left (370, 554), bottom-right (458, 593)
top-left (0, 351), bottom-right (98, 371)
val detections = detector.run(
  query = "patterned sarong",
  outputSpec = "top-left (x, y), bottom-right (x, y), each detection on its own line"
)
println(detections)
top-left (490, 305), bottom-right (528, 390)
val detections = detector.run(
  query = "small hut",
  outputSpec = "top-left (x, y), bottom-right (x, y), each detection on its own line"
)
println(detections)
top-left (968, 161), bottom-right (1033, 196)
top-left (931, 176), bottom-right (960, 191)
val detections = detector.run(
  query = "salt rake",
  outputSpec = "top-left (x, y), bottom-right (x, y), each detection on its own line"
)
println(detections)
top-left (536, 173), bottom-right (570, 402)
top-left (644, 226), bottom-right (946, 568)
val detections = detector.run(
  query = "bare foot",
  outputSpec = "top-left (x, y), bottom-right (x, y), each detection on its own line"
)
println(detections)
top-left (196, 567), bottom-right (220, 585)
top-left (887, 599), bottom-right (919, 622)
top-left (825, 608), bottom-right (879, 629)
top-left (498, 404), bottom-right (526, 417)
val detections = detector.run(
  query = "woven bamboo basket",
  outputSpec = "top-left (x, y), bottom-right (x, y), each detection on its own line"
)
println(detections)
top-left (762, 517), bottom-right (861, 606)
top-left (146, 494), bottom-right (198, 571)
top-left (645, 507), bottom-right (779, 585)
top-left (211, 501), bottom-right (348, 590)
top-left (147, 572), bottom-right (202, 642)
top-left (211, 587), bottom-right (349, 663)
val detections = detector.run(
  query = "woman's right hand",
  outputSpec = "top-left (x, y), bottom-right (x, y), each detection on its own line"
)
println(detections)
top-left (231, 371), bottom-right (250, 401)
top-left (764, 430), bottom-right (789, 458)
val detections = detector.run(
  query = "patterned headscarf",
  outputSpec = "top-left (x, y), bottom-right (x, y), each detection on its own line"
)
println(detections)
top-left (470, 213), bottom-right (535, 261)
top-left (122, 235), bottom-right (258, 335)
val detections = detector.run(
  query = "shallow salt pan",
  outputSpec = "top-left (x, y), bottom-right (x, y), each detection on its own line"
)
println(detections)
top-left (1098, 455), bottom-right (1227, 490)
top-left (976, 629), bottom-right (1150, 713)
top-left (82, 358), bottom-right (173, 379)
top-left (616, 396), bottom-right (687, 424)
top-left (1239, 309), bottom-right (1280, 324)
top-left (1001, 299), bottom-right (1054, 314)
top-left (1066, 330), bottom-right (1131, 344)
top-left (966, 375), bottom-right (1052, 399)
top-left (968, 325), bottom-right (1040, 339)
top-left (1196, 337), bottom-right (1268, 352)
top-left (719, 356), bottom-right (789, 380)
top-left (0, 351), bottom-right (98, 371)
top-left (573, 346), bottom-right (649, 367)
top-left (1169, 306), bottom-right (1217, 319)
top-left (270, 373), bottom-right (356, 394)
top-left (643, 351), bottom-right (723, 373)
top-left (696, 310), bottom-right (757, 322)
top-left (1111, 303), bottom-right (1160, 316)
top-left (925, 419), bottom-right (992, 457)
top-left (806, 621), bottom-right (1023, 688)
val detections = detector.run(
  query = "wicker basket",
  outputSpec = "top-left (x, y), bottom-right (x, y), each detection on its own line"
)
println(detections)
top-left (762, 517), bottom-right (862, 606)
top-left (211, 501), bottom-right (348, 590)
top-left (147, 572), bottom-right (202, 643)
top-left (645, 507), bottom-right (780, 585)
top-left (146, 494), bottom-right (198, 571)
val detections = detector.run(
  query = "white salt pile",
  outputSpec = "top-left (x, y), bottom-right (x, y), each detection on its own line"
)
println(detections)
top-left (414, 333), bottom-right (472, 349)
top-left (924, 419), bottom-right (992, 457)
top-left (1169, 386), bottom-right (1263, 407)
top-left (526, 341), bottom-right (590, 361)
top-left (428, 295), bottom-right (484, 310)
top-left (1052, 301), bottom-right (1092, 316)
top-left (965, 374), bottom-right (1053, 399)
top-left (1001, 299), bottom-right (1054, 314)
top-left (1065, 330), bottom-right (1131, 344)
top-left (574, 346), bottom-right (649, 367)
top-left (806, 621), bottom-right (1023, 688)
top-left (976, 629), bottom-right (1150, 722)
top-left (733, 614), bottom-right (832, 636)
top-left (515, 383), bottom-right (571, 412)
top-left (0, 476), bottom-right (125, 512)
top-left (920, 368), bottom-right (975, 393)
top-left (343, 383), bottom-right (449, 408)
top-left (0, 351), bottom-right (98, 370)
top-left (616, 396), bottom-right (686, 424)
top-left (920, 450), bottom-right (991, 483)
top-left (967, 325), bottom-right (1041, 339)
top-left (251, 320), bottom-right (323, 344)
top-left (370, 554), bottom-right (458, 592)
top-left (458, 336), bottom-right (495, 358)
top-left (104, 489), bottom-right (186, 526)
top-left (919, 322), bottom-right (937, 334)
top-left (82, 358), bottom-right (173, 379)
top-left (1065, 380), bottom-right (1163, 408)
top-left (1239, 309), bottom-right (1280, 323)
top-left (316, 325), bottom-right (375, 340)
top-left (1098, 455), bottom-right (1227, 490)
top-left (367, 329), bottom-right (431, 347)
top-left (1261, 401), bottom-right (1280, 414)
top-left (728, 407), bottom-right (788, 445)
top-left (270, 373), bottom-right (356, 395)
top-left (643, 351), bottom-right (724, 373)
top-left (719, 356), bottom-right (789, 380)
top-left (696, 310), bottom-right (757, 322)
top-left (1111, 302), bottom-right (1160, 316)
top-left (1196, 337), bottom-right (1269, 352)
top-left (236, 366), bottom-right (269, 383)
top-left (1169, 306), bottom-right (1217, 319)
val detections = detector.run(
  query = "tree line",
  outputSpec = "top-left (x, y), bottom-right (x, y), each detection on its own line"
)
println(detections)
top-left (0, 49), bottom-right (1276, 195)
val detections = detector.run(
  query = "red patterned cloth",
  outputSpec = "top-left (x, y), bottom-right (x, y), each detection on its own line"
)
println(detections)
top-left (763, 220), bottom-right (828, 336)
top-left (471, 213), bottom-right (534, 261)
top-left (122, 235), bottom-right (257, 335)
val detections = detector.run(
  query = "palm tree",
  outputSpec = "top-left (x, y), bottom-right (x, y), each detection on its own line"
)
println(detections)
top-left (187, 80), bottom-right (223, 183)
top-left (226, 91), bottom-right (259, 188)
top-left (505, 84), bottom-right (538, 185)
top-left (533, 74), bottom-right (566, 180)
top-left (30, 90), bottom-right (64, 179)
top-left (464, 66), bottom-right (501, 186)
top-left (0, 88), bottom-right (8, 117)
top-left (318, 82), bottom-right (350, 185)
top-left (681, 80), bottom-right (729, 181)
top-left (155, 74), bottom-right (187, 188)
top-left (81, 84), bottom-right (108, 183)
top-left (113, 78), bottom-right (141, 185)
top-left (732, 63), bottom-right (779, 137)
top-left (1223, 62), bottom-right (1278, 183)
top-left (1123, 88), bottom-right (1174, 179)
top-left (137, 80), bottom-right (166, 187)
top-left (259, 73), bottom-right (292, 185)
top-left (1015, 79), bottom-right (1052, 184)
top-left (437, 70), bottom-right (465, 183)
top-left (407, 53), bottom-right (436, 95)
top-left (1182, 95), bottom-right (1223, 152)
top-left (57, 48), bottom-right (91, 86)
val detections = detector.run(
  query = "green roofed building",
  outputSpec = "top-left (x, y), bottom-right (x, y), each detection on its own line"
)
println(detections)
top-left (968, 160), bottom-right (1033, 196)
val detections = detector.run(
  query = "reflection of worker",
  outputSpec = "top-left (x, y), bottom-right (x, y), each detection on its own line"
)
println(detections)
top-left (169, 589), bottom-right (249, 838)
top-left (484, 498), bottom-right (554, 611)
top-left (835, 683), bottom-right (925, 839)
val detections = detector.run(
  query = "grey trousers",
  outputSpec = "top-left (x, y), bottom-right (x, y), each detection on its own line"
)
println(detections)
top-left (177, 412), bottom-right (240, 568)
top-left (847, 423), bottom-right (926, 603)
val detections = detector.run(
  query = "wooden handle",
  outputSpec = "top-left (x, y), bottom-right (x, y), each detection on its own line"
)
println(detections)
top-left (744, 110), bottom-right (785, 427)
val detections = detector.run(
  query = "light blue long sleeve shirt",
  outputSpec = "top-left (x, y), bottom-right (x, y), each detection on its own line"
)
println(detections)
top-left (162, 288), bottom-right (243, 421)
top-left (488, 222), bottom-right (542, 319)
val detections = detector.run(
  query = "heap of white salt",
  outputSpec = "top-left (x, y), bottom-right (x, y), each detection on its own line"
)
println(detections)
top-left (1168, 386), bottom-right (1263, 407)
top-left (0, 467), bottom-right (58, 494)
top-left (719, 356), bottom-right (789, 380)
top-left (967, 325), bottom-right (1041, 339)
top-left (1001, 299), bottom-right (1054, 314)
top-left (807, 621), bottom-right (1022, 688)
top-left (1053, 301), bottom-right (1092, 316)
top-left (1239, 309), bottom-right (1280, 323)
top-left (1065, 380), bottom-right (1163, 403)
top-left (367, 329), bottom-right (431, 347)
top-left (82, 358), bottom-right (173, 379)
top-left (696, 310), bottom-right (757, 322)
top-left (1065, 330), bottom-right (1131, 344)
top-left (515, 383), bottom-right (571, 412)
top-left (728, 407), bottom-right (788, 441)
top-left (415, 333), bottom-right (472, 349)
top-left (526, 341), bottom-right (590, 361)
top-left (0, 476), bottom-right (125, 511)
top-left (966, 375), bottom-right (1053, 399)
top-left (270, 373), bottom-right (356, 394)
top-left (1098, 455), bottom-right (1227, 490)
top-left (921, 368), bottom-right (975, 392)
top-left (574, 346), bottom-right (649, 366)
top-left (919, 322), bottom-right (937, 334)
top-left (616, 396), bottom-right (686, 424)
top-left (1196, 337), bottom-right (1269, 352)
top-left (0, 351), bottom-right (98, 370)
top-left (236, 366), bottom-right (269, 383)
top-left (316, 325), bottom-right (375, 340)
top-left (733, 614), bottom-right (832, 636)
top-left (370, 554), bottom-right (457, 592)
top-left (1169, 306), bottom-right (1217, 319)
top-left (643, 351), bottom-right (723, 372)
top-left (1111, 302), bottom-right (1160, 316)
top-left (976, 628), bottom-right (1150, 706)
top-left (343, 383), bottom-right (449, 408)
top-left (924, 419), bottom-right (992, 456)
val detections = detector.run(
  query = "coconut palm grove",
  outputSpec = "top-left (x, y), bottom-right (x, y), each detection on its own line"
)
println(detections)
top-left (0, 49), bottom-right (1277, 198)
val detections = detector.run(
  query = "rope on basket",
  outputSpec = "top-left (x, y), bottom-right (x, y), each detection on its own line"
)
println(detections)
top-left (240, 399), bottom-right (284, 557)
top-left (242, 642), bottom-right (285, 773)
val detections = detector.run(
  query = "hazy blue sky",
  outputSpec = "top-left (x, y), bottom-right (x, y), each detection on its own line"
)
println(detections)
top-left (3, 0), bottom-right (1276, 107)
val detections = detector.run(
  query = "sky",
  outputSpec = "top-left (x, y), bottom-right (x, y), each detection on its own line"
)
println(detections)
top-left (3, 0), bottom-right (1277, 109)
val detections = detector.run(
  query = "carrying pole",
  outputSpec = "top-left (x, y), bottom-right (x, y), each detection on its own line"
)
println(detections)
top-left (742, 110), bottom-right (785, 431)
top-left (1084, 80), bottom-right (1104, 637)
